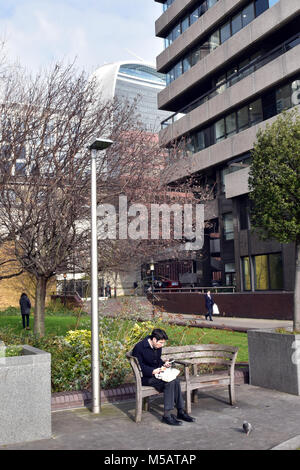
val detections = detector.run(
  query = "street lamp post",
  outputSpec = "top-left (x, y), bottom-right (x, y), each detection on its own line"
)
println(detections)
top-left (63, 273), bottom-right (67, 307)
top-left (150, 260), bottom-right (155, 318)
top-left (89, 137), bottom-right (113, 414)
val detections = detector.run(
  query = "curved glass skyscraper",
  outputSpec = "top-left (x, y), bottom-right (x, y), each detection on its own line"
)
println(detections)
top-left (93, 61), bottom-right (170, 132)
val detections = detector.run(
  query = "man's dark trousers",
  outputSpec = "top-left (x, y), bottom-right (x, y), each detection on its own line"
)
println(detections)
top-left (22, 314), bottom-right (29, 328)
top-left (147, 377), bottom-right (185, 413)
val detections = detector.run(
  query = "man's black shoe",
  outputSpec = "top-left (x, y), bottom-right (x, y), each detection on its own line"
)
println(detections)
top-left (162, 414), bottom-right (183, 426)
top-left (177, 411), bottom-right (196, 422)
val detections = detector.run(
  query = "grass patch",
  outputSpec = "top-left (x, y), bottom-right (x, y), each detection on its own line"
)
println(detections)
top-left (0, 315), bottom-right (90, 337)
top-left (163, 324), bottom-right (248, 363)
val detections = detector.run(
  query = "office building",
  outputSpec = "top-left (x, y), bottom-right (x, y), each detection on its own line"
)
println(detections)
top-left (93, 61), bottom-right (170, 132)
top-left (154, 0), bottom-right (300, 293)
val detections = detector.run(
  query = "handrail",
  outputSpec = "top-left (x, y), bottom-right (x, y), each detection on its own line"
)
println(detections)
top-left (153, 286), bottom-right (236, 293)
top-left (161, 32), bottom-right (300, 130)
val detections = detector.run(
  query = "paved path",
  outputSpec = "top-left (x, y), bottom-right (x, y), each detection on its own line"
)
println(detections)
top-left (86, 297), bottom-right (293, 332)
top-left (2, 384), bottom-right (300, 451)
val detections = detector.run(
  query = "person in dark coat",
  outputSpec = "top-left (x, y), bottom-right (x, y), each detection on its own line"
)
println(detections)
top-left (19, 293), bottom-right (31, 330)
top-left (205, 290), bottom-right (214, 321)
top-left (105, 282), bottom-right (111, 298)
top-left (132, 328), bottom-right (195, 426)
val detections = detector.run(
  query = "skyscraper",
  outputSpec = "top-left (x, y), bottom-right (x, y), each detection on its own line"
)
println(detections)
top-left (93, 61), bottom-right (170, 132)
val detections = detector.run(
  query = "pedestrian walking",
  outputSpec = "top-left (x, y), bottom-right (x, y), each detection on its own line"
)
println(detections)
top-left (205, 290), bottom-right (214, 321)
top-left (133, 328), bottom-right (195, 426)
top-left (19, 293), bottom-right (31, 330)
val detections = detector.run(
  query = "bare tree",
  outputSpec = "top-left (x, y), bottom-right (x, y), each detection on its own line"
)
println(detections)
top-left (0, 61), bottom-right (165, 334)
top-left (0, 242), bottom-right (23, 281)
top-left (0, 60), bottom-right (212, 335)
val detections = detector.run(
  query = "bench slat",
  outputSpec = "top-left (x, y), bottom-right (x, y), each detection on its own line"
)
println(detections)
top-left (163, 344), bottom-right (238, 354)
top-left (162, 351), bottom-right (235, 361)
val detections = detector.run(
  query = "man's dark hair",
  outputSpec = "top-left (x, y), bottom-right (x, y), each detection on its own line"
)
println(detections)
top-left (150, 329), bottom-right (168, 341)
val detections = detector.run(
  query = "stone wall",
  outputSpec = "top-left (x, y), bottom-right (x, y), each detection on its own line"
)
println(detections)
top-left (153, 291), bottom-right (294, 320)
top-left (0, 345), bottom-right (51, 445)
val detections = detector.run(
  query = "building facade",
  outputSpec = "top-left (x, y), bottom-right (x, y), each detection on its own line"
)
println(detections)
top-left (93, 61), bottom-right (170, 132)
top-left (154, 0), bottom-right (300, 292)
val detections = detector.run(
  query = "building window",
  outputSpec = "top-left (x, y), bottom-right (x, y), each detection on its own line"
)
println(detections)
top-left (255, 0), bottom-right (269, 16)
top-left (223, 213), bottom-right (234, 240)
top-left (242, 3), bottom-right (255, 27)
top-left (255, 255), bottom-right (269, 290)
top-left (239, 195), bottom-right (250, 230)
top-left (174, 62), bottom-right (183, 80)
top-left (231, 12), bottom-right (242, 35)
top-left (269, 253), bottom-right (284, 290)
top-left (254, 253), bottom-right (283, 290)
top-left (276, 83), bottom-right (292, 113)
top-left (181, 16), bottom-right (189, 34)
top-left (183, 57), bottom-right (191, 73)
top-left (225, 112), bottom-right (237, 137)
top-left (242, 257), bottom-right (252, 291)
top-left (225, 263), bottom-right (236, 286)
top-left (190, 8), bottom-right (199, 25)
top-left (237, 105), bottom-right (249, 131)
top-left (210, 30), bottom-right (220, 51)
top-left (220, 21), bottom-right (231, 44)
top-left (195, 130), bottom-right (205, 152)
top-left (215, 118), bottom-right (225, 142)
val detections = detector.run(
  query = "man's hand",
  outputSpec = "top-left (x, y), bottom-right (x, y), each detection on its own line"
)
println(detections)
top-left (164, 359), bottom-right (174, 368)
top-left (152, 366), bottom-right (166, 375)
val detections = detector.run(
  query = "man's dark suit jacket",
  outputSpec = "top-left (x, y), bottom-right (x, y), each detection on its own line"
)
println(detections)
top-left (205, 294), bottom-right (214, 309)
top-left (132, 336), bottom-right (164, 386)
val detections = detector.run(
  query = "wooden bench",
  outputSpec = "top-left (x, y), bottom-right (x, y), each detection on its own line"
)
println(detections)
top-left (126, 343), bottom-right (238, 422)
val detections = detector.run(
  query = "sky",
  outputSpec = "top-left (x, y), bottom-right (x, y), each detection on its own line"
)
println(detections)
top-left (0, 0), bottom-right (164, 74)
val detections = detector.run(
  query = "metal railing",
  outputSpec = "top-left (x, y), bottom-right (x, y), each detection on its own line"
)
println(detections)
top-left (161, 33), bottom-right (300, 130)
top-left (154, 286), bottom-right (236, 293)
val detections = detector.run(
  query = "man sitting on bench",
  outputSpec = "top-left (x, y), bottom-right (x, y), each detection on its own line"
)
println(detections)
top-left (132, 328), bottom-right (196, 426)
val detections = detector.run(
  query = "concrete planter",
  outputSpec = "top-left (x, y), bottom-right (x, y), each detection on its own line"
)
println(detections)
top-left (248, 329), bottom-right (300, 395)
top-left (0, 345), bottom-right (51, 446)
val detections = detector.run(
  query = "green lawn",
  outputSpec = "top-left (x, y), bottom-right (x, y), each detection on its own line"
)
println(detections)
top-left (162, 323), bottom-right (248, 363)
top-left (0, 315), bottom-right (90, 337)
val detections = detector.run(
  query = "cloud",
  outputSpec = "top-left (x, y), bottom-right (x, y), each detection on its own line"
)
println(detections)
top-left (0, 0), bottom-right (164, 74)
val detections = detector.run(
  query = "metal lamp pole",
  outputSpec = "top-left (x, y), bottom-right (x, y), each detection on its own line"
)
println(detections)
top-left (89, 137), bottom-right (113, 414)
top-left (150, 260), bottom-right (155, 318)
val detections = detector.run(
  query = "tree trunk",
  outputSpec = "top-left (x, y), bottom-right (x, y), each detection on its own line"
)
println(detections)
top-left (34, 276), bottom-right (48, 337)
top-left (294, 241), bottom-right (300, 332)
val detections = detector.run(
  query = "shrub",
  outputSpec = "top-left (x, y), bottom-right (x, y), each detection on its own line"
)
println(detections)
top-left (0, 306), bottom-right (19, 316)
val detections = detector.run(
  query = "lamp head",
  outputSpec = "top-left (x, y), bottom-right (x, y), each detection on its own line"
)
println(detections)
top-left (89, 138), bottom-right (113, 151)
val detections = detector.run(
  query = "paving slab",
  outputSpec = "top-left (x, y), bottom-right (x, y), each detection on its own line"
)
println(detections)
top-left (2, 384), bottom-right (299, 451)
